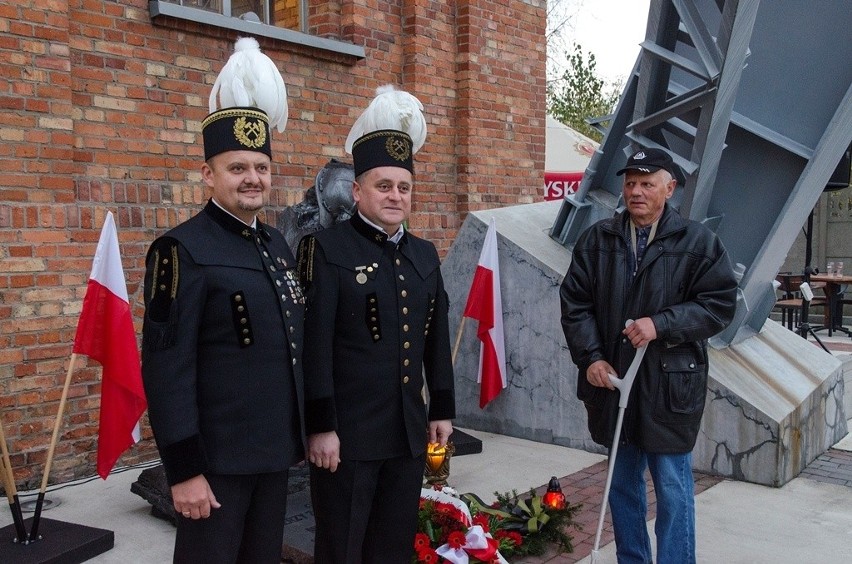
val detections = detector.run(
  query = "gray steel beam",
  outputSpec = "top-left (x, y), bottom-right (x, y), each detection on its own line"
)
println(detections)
top-left (550, 0), bottom-right (852, 345)
top-left (682, 0), bottom-right (760, 221)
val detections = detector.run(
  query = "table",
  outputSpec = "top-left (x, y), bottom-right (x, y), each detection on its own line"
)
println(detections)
top-left (810, 273), bottom-right (852, 337)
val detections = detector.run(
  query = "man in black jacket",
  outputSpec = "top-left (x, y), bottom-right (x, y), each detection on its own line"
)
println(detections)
top-left (560, 148), bottom-right (737, 564)
top-left (142, 40), bottom-right (304, 563)
top-left (298, 90), bottom-right (455, 562)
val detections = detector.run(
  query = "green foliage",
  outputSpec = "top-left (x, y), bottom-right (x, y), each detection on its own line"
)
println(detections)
top-left (547, 43), bottom-right (621, 142)
top-left (462, 489), bottom-right (583, 557)
top-left (494, 489), bottom-right (582, 555)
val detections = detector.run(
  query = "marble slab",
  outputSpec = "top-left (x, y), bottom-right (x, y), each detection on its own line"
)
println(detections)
top-left (698, 321), bottom-right (846, 486)
top-left (442, 202), bottom-right (599, 453)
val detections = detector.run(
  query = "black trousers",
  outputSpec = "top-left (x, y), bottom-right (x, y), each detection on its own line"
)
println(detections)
top-left (173, 470), bottom-right (289, 564)
top-left (310, 454), bottom-right (425, 564)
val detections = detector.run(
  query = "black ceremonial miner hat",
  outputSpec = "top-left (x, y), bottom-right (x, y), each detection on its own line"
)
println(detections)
top-left (202, 107), bottom-right (271, 161)
top-left (351, 129), bottom-right (414, 177)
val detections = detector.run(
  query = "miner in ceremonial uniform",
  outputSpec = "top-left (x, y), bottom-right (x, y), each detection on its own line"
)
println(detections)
top-left (141, 38), bottom-right (304, 563)
top-left (297, 86), bottom-right (455, 562)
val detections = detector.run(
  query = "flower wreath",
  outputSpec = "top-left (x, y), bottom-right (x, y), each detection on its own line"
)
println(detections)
top-left (414, 485), bottom-right (580, 563)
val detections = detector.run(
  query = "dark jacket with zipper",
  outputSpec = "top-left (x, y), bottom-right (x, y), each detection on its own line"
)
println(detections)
top-left (560, 204), bottom-right (737, 453)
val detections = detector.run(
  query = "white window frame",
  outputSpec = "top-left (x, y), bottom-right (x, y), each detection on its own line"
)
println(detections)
top-left (149, 1), bottom-right (365, 59)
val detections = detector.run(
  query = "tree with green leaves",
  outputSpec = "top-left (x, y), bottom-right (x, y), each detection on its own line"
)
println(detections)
top-left (547, 43), bottom-right (621, 142)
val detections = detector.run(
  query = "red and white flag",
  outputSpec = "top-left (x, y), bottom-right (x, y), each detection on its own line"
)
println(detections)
top-left (73, 212), bottom-right (147, 479)
top-left (463, 218), bottom-right (506, 408)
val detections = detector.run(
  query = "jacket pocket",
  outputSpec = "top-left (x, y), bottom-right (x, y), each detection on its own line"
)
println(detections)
top-left (653, 350), bottom-right (706, 424)
top-left (577, 374), bottom-right (605, 405)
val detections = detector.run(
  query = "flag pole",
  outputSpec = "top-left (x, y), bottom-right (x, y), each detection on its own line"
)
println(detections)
top-left (0, 414), bottom-right (28, 542)
top-left (451, 316), bottom-right (467, 367)
top-left (28, 352), bottom-right (79, 542)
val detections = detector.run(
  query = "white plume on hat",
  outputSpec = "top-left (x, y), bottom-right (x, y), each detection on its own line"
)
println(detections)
top-left (209, 37), bottom-right (288, 133)
top-left (344, 85), bottom-right (427, 155)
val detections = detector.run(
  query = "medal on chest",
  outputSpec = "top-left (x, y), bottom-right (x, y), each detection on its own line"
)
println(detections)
top-left (354, 262), bottom-right (380, 285)
top-left (355, 266), bottom-right (368, 284)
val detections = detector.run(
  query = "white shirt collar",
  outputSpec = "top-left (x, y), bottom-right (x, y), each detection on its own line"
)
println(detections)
top-left (358, 211), bottom-right (404, 243)
top-left (211, 198), bottom-right (257, 229)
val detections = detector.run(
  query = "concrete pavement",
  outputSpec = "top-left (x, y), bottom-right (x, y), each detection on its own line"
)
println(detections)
top-left (3, 423), bottom-right (851, 563)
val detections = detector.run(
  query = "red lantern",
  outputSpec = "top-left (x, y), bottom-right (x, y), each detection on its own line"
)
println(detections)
top-left (542, 476), bottom-right (566, 510)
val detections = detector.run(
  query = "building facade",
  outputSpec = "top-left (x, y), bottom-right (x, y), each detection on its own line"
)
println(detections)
top-left (0, 0), bottom-right (546, 487)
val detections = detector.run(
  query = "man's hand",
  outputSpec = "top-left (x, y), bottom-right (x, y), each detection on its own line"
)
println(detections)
top-left (428, 420), bottom-right (453, 446)
top-left (308, 431), bottom-right (341, 473)
top-left (171, 474), bottom-right (221, 520)
top-left (623, 317), bottom-right (657, 348)
top-left (587, 359), bottom-right (617, 390)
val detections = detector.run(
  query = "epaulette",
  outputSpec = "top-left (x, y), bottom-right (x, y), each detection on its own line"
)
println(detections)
top-left (144, 237), bottom-right (180, 351)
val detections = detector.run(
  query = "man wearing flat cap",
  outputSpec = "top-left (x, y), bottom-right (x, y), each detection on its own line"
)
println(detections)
top-left (141, 39), bottom-right (304, 563)
top-left (298, 88), bottom-right (455, 562)
top-left (560, 147), bottom-right (737, 563)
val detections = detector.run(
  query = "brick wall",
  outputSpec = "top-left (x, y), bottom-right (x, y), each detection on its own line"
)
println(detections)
top-left (0, 0), bottom-right (546, 488)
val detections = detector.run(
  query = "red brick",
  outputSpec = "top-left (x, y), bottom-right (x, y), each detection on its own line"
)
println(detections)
top-left (0, 0), bottom-right (546, 484)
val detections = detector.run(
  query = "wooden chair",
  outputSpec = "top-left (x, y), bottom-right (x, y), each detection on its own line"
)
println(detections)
top-left (773, 273), bottom-right (828, 330)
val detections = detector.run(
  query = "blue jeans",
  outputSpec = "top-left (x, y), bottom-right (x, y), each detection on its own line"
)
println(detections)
top-left (609, 444), bottom-right (696, 564)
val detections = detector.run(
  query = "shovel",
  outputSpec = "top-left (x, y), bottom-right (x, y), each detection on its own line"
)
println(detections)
top-left (590, 320), bottom-right (648, 563)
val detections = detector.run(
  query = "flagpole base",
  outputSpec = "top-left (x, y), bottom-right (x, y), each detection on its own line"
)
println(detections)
top-left (0, 517), bottom-right (113, 563)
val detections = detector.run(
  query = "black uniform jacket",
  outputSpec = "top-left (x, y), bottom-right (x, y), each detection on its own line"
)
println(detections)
top-left (142, 201), bottom-right (305, 486)
top-left (297, 213), bottom-right (455, 461)
top-left (560, 205), bottom-right (737, 453)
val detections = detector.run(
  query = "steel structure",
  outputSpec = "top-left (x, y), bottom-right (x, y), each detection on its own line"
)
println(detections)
top-left (550, 0), bottom-right (852, 344)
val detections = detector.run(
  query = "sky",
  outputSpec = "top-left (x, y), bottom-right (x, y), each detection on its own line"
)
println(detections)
top-left (557, 0), bottom-right (652, 84)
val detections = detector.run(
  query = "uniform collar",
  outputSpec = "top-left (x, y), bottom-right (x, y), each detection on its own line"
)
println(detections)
top-left (205, 199), bottom-right (271, 241)
top-left (350, 212), bottom-right (408, 247)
